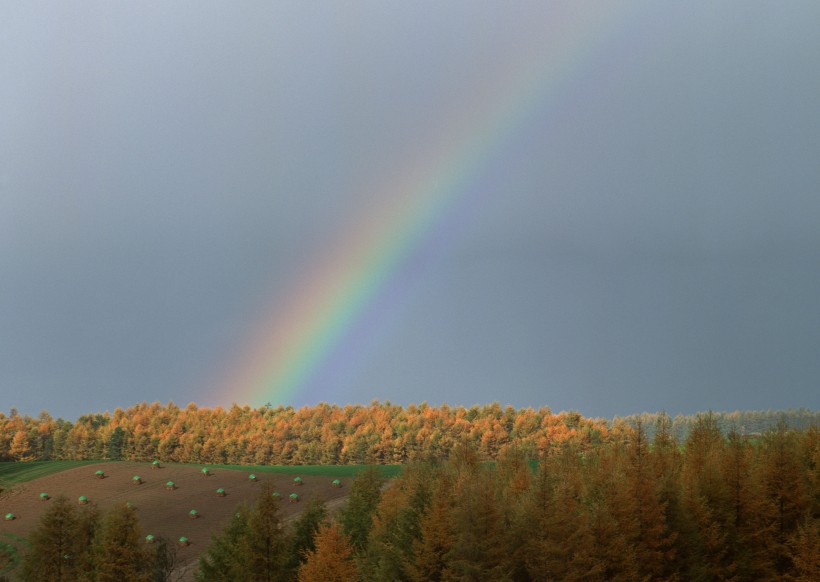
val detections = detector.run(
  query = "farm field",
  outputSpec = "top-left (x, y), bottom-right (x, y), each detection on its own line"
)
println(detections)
top-left (0, 460), bottom-right (106, 488)
top-left (0, 461), bottom-right (371, 580)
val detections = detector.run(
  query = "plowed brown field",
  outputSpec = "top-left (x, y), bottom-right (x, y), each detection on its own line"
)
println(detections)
top-left (0, 462), bottom-right (350, 579)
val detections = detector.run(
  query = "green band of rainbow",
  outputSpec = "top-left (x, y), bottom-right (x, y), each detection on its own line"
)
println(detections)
top-left (210, 3), bottom-right (634, 408)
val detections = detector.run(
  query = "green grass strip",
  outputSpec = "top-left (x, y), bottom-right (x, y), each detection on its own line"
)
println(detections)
top-left (0, 460), bottom-right (104, 487)
top-left (0, 460), bottom-right (402, 487)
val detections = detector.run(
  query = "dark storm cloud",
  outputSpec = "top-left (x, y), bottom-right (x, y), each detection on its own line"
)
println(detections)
top-left (2, 1), bottom-right (819, 418)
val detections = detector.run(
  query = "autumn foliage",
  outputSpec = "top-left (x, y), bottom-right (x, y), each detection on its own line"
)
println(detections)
top-left (11, 414), bottom-right (819, 580)
top-left (0, 401), bottom-right (613, 465)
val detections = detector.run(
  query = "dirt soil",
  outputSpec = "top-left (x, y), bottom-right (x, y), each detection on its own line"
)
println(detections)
top-left (0, 462), bottom-right (350, 579)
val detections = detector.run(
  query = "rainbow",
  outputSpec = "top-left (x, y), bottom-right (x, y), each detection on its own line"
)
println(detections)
top-left (210, 3), bottom-right (635, 408)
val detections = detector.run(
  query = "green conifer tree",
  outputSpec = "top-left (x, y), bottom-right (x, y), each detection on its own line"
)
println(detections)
top-left (409, 469), bottom-right (455, 582)
top-left (440, 464), bottom-right (509, 581)
top-left (340, 466), bottom-right (385, 554)
top-left (20, 495), bottom-right (80, 581)
top-left (197, 506), bottom-right (251, 581)
top-left (74, 504), bottom-right (101, 580)
top-left (364, 464), bottom-right (434, 581)
top-left (239, 482), bottom-right (289, 582)
top-left (94, 504), bottom-right (150, 582)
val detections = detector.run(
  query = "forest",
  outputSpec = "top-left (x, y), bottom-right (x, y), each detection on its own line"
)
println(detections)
top-left (0, 401), bottom-right (817, 465)
top-left (10, 415), bottom-right (820, 581)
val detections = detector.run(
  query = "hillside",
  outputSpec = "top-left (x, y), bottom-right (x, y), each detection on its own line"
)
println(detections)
top-left (0, 461), bottom-right (354, 580)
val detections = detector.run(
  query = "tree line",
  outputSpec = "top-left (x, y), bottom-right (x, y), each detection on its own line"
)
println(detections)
top-left (1, 401), bottom-right (815, 465)
top-left (0, 401), bottom-right (608, 464)
top-left (12, 417), bottom-right (820, 581)
top-left (615, 408), bottom-right (819, 442)
top-left (347, 419), bottom-right (818, 581)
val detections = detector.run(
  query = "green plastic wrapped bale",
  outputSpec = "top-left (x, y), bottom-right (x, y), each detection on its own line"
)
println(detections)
top-left (4, 513), bottom-right (14, 521)
top-left (179, 537), bottom-right (190, 546)
top-left (216, 488), bottom-right (226, 496)
top-left (78, 496), bottom-right (88, 504)
top-left (145, 534), bottom-right (155, 543)
top-left (40, 492), bottom-right (49, 500)
top-left (166, 481), bottom-right (175, 490)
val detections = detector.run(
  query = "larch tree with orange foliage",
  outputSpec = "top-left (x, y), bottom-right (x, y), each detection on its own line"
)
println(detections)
top-left (297, 523), bottom-right (358, 582)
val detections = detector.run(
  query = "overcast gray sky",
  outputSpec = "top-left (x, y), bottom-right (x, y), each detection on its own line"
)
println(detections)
top-left (2, 1), bottom-right (819, 420)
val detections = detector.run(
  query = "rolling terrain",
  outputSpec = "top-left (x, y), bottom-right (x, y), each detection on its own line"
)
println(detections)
top-left (0, 461), bottom-right (360, 580)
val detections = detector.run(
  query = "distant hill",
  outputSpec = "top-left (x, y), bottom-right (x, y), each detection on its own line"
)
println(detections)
top-left (613, 408), bottom-right (819, 441)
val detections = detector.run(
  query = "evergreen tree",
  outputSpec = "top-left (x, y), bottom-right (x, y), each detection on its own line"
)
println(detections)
top-left (20, 495), bottom-right (81, 582)
top-left (199, 485), bottom-right (289, 582)
top-left (651, 412), bottom-right (687, 575)
top-left (75, 504), bottom-right (101, 580)
top-left (788, 517), bottom-right (820, 581)
top-left (760, 421), bottom-right (810, 576)
top-left (798, 424), bottom-right (819, 520)
top-left (107, 426), bottom-right (126, 461)
top-left (719, 428), bottom-right (773, 579)
top-left (441, 464), bottom-right (510, 581)
top-left (409, 471), bottom-right (455, 582)
top-left (584, 448), bottom-right (642, 581)
top-left (364, 464), bottom-right (434, 581)
top-left (94, 503), bottom-right (151, 582)
top-left (681, 412), bottom-right (732, 580)
top-left (240, 482), bottom-right (289, 582)
top-left (622, 421), bottom-right (676, 580)
top-left (197, 506), bottom-right (251, 581)
top-left (297, 523), bottom-right (358, 582)
top-left (340, 466), bottom-right (384, 554)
